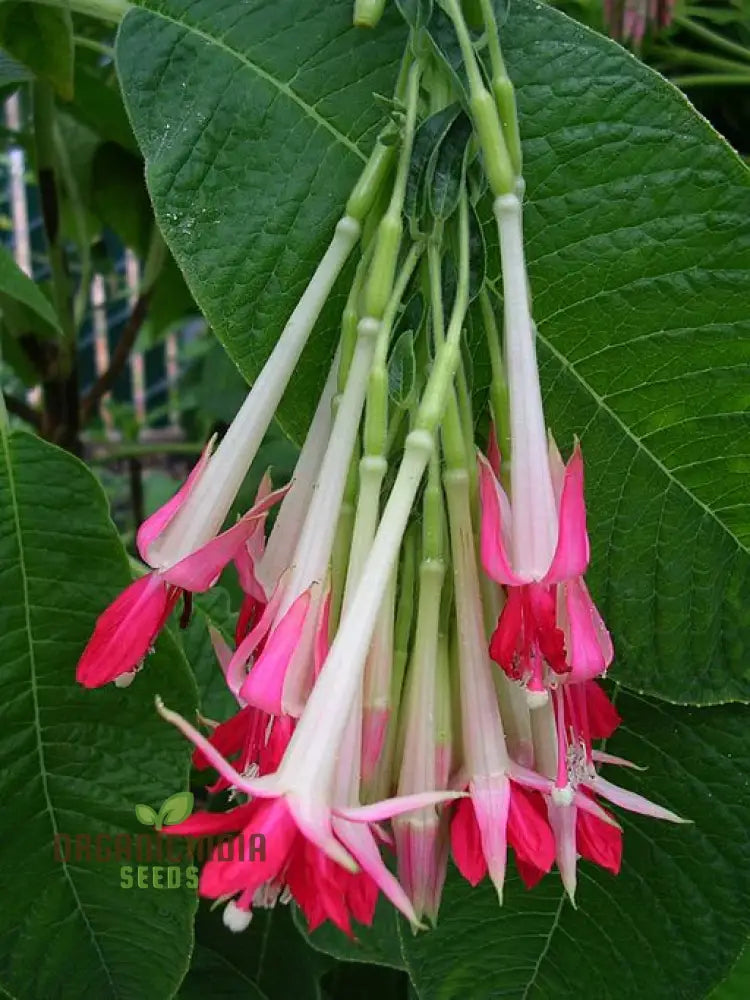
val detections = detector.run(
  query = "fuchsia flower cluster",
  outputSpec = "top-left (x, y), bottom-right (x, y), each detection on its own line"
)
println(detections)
top-left (76, 10), bottom-right (686, 937)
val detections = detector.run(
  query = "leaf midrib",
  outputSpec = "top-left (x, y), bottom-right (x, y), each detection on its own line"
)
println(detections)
top-left (0, 429), bottom-right (118, 998)
top-left (130, 4), bottom-right (366, 163)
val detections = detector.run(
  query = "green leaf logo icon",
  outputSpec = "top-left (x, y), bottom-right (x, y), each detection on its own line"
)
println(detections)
top-left (135, 803), bottom-right (158, 826)
top-left (155, 791), bottom-right (194, 830)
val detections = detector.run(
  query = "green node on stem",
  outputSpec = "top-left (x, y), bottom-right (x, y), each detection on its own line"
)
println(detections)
top-left (346, 140), bottom-right (396, 222)
top-left (364, 213), bottom-right (404, 321)
top-left (492, 78), bottom-right (523, 179)
top-left (470, 90), bottom-right (515, 197)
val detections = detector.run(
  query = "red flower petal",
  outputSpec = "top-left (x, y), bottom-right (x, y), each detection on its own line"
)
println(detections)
top-left (76, 573), bottom-right (177, 687)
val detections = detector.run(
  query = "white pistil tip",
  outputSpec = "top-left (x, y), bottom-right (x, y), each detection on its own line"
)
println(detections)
top-left (551, 784), bottom-right (575, 807)
top-left (526, 689), bottom-right (549, 709)
top-left (223, 900), bottom-right (253, 932)
top-left (114, 671), bottom-right (137, 689)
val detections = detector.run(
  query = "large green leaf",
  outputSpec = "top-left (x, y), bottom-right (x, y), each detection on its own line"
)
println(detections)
top-left (179, 902), bottom-right (330, 1000)
top-left (399, 692), bottom-right (750, 1000)
top-left (712, 940), bottom-right (750, 999)
top-left (117, 0), bottom-right (750, 707)
top-left (116, 0), bottom-right (404, 442)
top-left (293, 896), bottom-right (404, 970)
top-left (0, 427), bottom-right (198, 999)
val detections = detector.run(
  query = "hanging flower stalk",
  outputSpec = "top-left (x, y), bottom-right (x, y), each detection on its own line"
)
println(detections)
top-left (75, 0), bottom-right (689, 933)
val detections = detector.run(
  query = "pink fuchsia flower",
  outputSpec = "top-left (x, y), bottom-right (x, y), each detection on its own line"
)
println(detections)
top-left (156, 695), bottom-right (461, 930)
top-left (443, 465), bottom-right (559, 900)
top-left (531, 683), bottom-right (688, 901)
top-left (479, 442), bottom-right (613, 701)
top-left (485, 192), bottom-right (613, 704)
top-left (165, 795), bottom-right (380, 935)
top-left (76, 443), bottom-right (286, 688)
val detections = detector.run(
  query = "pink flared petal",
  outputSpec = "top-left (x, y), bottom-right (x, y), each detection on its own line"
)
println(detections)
top-left (548, 800), bottom-right (578, 903)
top-left (560, 577), bottom-right (614, 682)
top-left (469, 775), bottom-right (511, 902)
top-left (136, 437), bottom-right (215, 564)
top-left (155, 696), bottom-right (278, 799)
top-left (544, 445), bottom-right (590, 584)
top-left (199, 798), bottom-right (297, 898)
top-left (286, 794), bottom-right (357, 872)
top-left (239, 589), bottom-right (311, 714)
top-left (334, 818), bottom-right (419, 926)
top-left (477, 451), bottom-right (525, 586)
top-left (508, 762), bottom-right (555, 795)
top-left (226, 576), bottom-right (287, 701)
top-left (335, 789), bottom-right (462, 824)
top-left (162, 483), bottom-right (289, 592)
top-left (573, 790), bottom-right (622, 827)
top-left (234, 470), bottom-right (273, 601)
top-left (76, 573), bottom-right (176, 687)
top-left (591, 750), bottom-right (646, 771)
top-left (588, 776), bottom-right (689, 824)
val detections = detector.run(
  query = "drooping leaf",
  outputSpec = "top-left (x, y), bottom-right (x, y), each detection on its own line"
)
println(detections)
top-left (405, 104), bottom-right (460, 224)
top-left (0, 245), bottom-right (61, 333)
top-left (388, 329), bottom-right (417, 408)
top-left (399, 693), bottom-right (750, 1000)
top-left (427, 111), bottom-right (472, 222)
top-left (0, 2), bottom-right (74, 98)
top-left (0, 428), bottom-right (198, 1000)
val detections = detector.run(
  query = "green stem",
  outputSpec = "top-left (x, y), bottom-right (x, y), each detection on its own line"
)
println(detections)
top-left (444, 0), bottom-right (514, 194)
top-left (364, 63), bottom-right (421, 319)
top-left (73, 36), bottom-right (115, 58)
top-left (38, 0), bottom-right (129, 23)
top-left (670, 73), bottom-right (750, 87)
top-left (32, 83), bottom-right (74, 353)
top-left (54, 121), bottom-right (91, 332)
top-left (415, 193), bottom-right (471, 437)
top-left (653, 45), bottom-right (750, 75)
top-left (673, 15), bottom-right (750, 65)
top-left (364, 242), bottom-right (423, 458)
